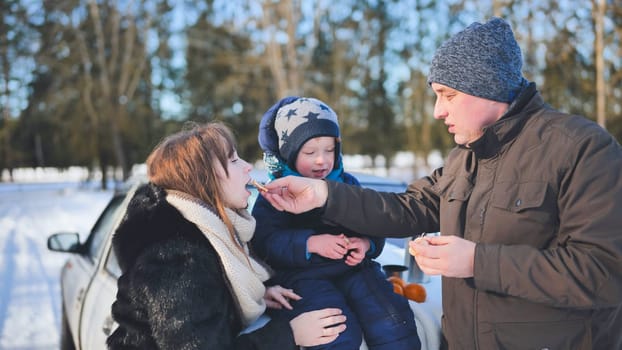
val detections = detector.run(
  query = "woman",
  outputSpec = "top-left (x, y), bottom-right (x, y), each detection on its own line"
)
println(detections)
top-left (107, 122), bottom-right (346, 349)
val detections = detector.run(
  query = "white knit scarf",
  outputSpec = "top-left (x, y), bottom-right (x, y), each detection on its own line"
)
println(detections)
top-left (165, 191), bottom-right (271, 326)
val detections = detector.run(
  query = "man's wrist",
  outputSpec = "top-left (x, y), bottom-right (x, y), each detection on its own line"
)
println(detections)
top-left (315, 179), bottom-right (329, 208)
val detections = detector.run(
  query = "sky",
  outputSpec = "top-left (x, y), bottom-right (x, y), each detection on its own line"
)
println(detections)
top-left (0, 175), bottom-right (442, 349)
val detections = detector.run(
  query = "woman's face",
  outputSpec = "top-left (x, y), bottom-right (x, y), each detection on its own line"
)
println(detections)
top-left (216, 150), bottom-right (253, 209)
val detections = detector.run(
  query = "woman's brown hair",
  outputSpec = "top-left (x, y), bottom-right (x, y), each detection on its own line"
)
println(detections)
top-left (146, 121), bottom-right (238, 239)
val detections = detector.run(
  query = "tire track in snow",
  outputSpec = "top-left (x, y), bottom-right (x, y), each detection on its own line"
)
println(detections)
top-left (0, 227), bottom-right (17, 338)
top-left (27, 235), bottom-right (61, 328)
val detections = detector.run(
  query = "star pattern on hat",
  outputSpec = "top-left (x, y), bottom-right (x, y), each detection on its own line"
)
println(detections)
top-left (285, 108), bottom-right (297, 120)
top-left (280, 129), bottom-right (289, 144)
top-left (303, 111), bottom-right (320, 123)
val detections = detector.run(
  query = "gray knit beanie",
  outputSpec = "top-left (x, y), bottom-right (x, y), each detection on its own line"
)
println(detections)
top-left (428, 17), bottom-right (526, 103)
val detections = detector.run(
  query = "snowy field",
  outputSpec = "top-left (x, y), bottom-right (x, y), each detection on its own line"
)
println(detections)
top-left (0, 182), bottom-right (113, 349)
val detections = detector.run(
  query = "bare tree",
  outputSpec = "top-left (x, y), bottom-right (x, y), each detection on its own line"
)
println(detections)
top-left (258, 0), bottom-right (322, 96)
top-left (71, 0), bottom-right (153, 185)
top-left (0, 0), bottom-right (32, 181)
top-left (592, 0), bottom-right (606, 128)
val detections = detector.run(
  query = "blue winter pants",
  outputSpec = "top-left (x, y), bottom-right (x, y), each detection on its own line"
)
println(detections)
top-left (274, 263), bottom-right (421, 350)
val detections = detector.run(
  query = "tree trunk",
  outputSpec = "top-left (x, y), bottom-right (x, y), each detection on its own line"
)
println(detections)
top-left (35, 133), bottom-right (44, 166)
top-left (98, 145), bottom-right (109, 190)
top-left (110, 120), bottom-right (127, 180)
top-left (592, 0), bottom-right (606, 128)
top-left (259, 0), bottom-right (321, 96)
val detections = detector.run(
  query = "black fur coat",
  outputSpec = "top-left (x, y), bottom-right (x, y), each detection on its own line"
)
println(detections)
top-left (106, 183), bottom-right (296, 350)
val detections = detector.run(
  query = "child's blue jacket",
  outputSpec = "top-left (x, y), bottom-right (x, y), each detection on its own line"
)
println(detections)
top-left (251, 172), bottom-right (386, 285)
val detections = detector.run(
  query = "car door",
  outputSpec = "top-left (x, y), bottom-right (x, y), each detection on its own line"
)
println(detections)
top-left (71, 194), bottom-right (127, 349)
top-left (79, 254), bottom-right (120, 350)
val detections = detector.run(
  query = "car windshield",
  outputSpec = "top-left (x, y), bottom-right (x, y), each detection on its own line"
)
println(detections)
top-left (85, 195), bottom-right (126, 262)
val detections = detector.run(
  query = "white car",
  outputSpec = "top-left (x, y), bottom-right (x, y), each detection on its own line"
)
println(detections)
top-left (48, 171), bottom-right (441, 350)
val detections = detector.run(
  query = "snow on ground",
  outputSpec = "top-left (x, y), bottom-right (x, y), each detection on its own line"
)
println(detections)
top-left (0, 182), bottom-right (113, 349)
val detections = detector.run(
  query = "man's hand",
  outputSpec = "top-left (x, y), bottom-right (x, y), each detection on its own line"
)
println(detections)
top-left (410, 235), bottom-right (476, 278)
top-left (261, 176), bottom-right (328, 213)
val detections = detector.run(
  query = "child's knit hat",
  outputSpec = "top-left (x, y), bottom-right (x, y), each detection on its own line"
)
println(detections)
top-left (427, 17), bottom-right (526, 103)
top-left (258, 96), bottom-right (340, 173)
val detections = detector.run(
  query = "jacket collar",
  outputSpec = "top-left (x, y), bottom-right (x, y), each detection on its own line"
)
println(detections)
top-left (112, 183), bottom-right (206, 272)
top-left (469, 82), bottom-right (542, 159)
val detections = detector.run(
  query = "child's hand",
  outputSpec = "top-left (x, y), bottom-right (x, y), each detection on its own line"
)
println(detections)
top-left (344, 237), bottom-right (370, 266)
top-left (264, 285), bottom-right (302, 310)
top-left (307, 234), bottom-right (350, 260)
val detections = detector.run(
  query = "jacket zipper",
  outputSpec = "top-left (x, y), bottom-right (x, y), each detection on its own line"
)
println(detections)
top-left (473, 289), bottom-right (480, 350)
top-left (472, 157), bottom-right (498, 350)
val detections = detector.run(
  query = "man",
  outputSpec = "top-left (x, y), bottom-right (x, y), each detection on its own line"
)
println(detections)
top-left (261, 17), bottom-right (622, 349)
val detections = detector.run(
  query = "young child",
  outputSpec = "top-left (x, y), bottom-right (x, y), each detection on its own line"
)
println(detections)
top-left (251, 97), bottom-right (421, 350)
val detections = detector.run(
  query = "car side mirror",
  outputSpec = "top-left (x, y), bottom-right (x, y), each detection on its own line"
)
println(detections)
top-left (47, 232), bottom-right (81, 253)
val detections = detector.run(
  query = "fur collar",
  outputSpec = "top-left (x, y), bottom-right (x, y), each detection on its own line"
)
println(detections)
top-left (112, 183), bottom-right (206, 272)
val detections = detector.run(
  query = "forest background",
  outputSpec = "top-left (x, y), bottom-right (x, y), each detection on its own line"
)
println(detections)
top-left (1, 0), bottom-right (620, 189)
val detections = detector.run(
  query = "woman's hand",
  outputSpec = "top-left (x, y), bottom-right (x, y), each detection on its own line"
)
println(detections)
top-left (264, 285), bottom-right (301, 310)
top-left (290, 308), bottom-right (347, 346)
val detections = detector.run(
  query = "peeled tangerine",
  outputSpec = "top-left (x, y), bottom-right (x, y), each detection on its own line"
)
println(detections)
top-left (388, 276), bottom-right (406, 295)
top-left (403, 283), bottom-right (427, 303)
top-left (408, 245), bottom-right (417, 256)
top-left (388, 276), bottom-right (406, 288)
top-left (409, 236), bottom-right (429, 256)
top-left (392, 282), bottom-right (404, 295)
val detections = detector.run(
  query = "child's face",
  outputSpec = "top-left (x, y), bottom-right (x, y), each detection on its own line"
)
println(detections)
top-left (216, 150), bottom-right (253, 209)
top-left (295, 136), bottom-right (336, 179)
